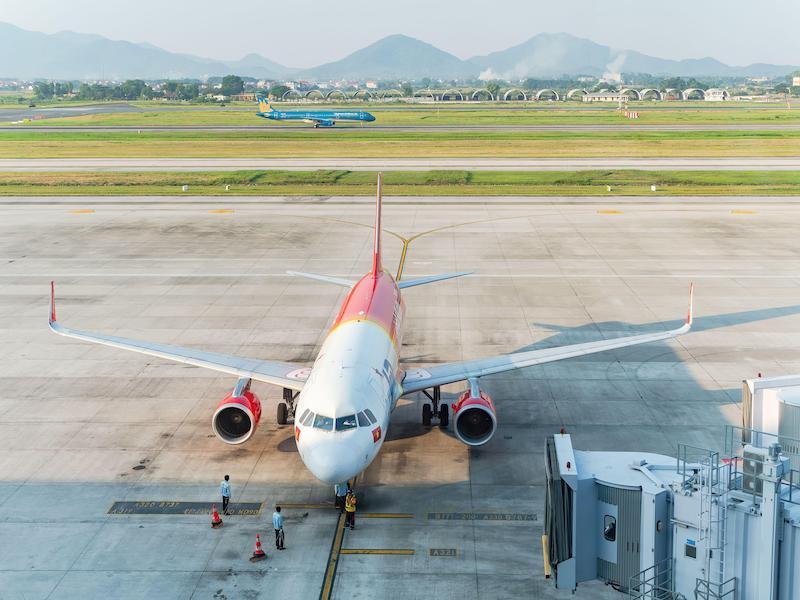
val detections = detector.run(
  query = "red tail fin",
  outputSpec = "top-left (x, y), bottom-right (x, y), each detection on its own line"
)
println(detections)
top-left (371, 173), bottom-right (382, 276)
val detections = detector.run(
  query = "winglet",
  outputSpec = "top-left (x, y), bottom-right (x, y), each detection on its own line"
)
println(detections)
top-left (371, 173), bottom-right (383, 277)
top-left (49, 280), bottom-right (56, 325)
top-left (687, 282), bottom-right (694, 326)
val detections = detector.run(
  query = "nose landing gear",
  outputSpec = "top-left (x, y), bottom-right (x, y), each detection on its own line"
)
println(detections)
top-left (421, 386), bottom-right (449, 429)
top-left (278, 387), bottom-right (299, 425)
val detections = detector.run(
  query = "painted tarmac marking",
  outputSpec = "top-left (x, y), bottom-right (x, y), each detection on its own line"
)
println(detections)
top-left (68, 209), bottom-right (95, 214)
top-left (597, 209), bottom-right (624, 214)
top-left (340, 549), bottom-right (415, 555)
top-left (319, 510), bottom-right (348, 600)
top-left (731, 209), bottom-right (757, 214)
top-left (359, 513), bottom-right (414, 519)
top-left (429, 548), bottom-right (458, 557)
top-left (278, 503), bottom-right (334, 509)
top-left (427, 512), bottom-right (537, 521)
top-left (208, 208), bottom-right (234, 214)
top-left (107, 501), bottom-right (262, 516)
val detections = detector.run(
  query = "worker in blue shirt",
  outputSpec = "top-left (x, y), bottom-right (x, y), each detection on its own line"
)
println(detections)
top-left (220, 475), bottom-right (231, 515)
top-left (273, 506), bottom-right (285, 550)
top-left (335, 482), bottom-right (347, 510)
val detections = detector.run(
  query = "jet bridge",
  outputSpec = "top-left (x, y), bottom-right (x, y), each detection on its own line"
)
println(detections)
top-left (544, 428), bottom-right (800, 600)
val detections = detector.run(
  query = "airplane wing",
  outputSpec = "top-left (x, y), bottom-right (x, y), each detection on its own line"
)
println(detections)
top-left (47, 283), bottom-right (308, 391)
top-left (401, 284), bottom-right (693, 395)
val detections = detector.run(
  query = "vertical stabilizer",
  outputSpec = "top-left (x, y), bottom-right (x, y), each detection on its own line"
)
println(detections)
top-left (371, 173), bottom-right (383, 276)
top-left (257, 95), bottom-right (272, 113)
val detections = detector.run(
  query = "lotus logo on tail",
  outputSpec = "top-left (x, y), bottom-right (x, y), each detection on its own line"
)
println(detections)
top-left (256, 96), bottom-right (272, 113)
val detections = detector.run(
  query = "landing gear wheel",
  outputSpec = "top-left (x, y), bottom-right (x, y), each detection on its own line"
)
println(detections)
top-left (439, 404), bottom-right (449, 429)
top-left (277, 402), bottom-right (288, 425)
top-left (422, 403), bottom-right (432, 427)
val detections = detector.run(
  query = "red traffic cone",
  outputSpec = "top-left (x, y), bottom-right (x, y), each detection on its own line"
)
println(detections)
top-left (250, 534), bottom-right (267, 562)
top-left (211, 504), bottom-right (223, 528)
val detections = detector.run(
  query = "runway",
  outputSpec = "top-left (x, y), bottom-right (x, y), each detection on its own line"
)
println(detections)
top-left (2, 157), bottom-right (800, 172)
top-left (1, 197), bottom-right (798, 599)
top-left (3, 123), bottom-right (800, 132)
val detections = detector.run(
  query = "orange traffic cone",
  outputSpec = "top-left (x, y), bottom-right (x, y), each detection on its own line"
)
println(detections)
top-left (250, 534), bottom-right (267, 562)
top-left (211, 504), bottom-right (223, 528)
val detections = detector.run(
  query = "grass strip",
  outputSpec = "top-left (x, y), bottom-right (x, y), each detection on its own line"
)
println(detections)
top-left (1, 169), bottom-right (798, 196)
top-left (1, 130), bottom-right (799, 158)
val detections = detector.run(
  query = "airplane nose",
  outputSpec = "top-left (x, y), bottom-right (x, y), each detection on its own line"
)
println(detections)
top-left (300, 437), bottom-right (367, 484)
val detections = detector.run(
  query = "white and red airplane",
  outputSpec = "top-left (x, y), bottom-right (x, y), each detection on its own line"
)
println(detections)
top-left (49, 175), bottom-right (693, 486)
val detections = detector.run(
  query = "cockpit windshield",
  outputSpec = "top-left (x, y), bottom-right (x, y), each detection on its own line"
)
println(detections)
top-left (312, 414), bottom-right (333, 431)
top-left (335, 415), bottom-right (357, 431)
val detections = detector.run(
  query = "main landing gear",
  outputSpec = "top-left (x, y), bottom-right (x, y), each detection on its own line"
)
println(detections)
top-left (278, 388), bottom-right (299, 425)
top-left (421, 386), bottom-right (449, 429)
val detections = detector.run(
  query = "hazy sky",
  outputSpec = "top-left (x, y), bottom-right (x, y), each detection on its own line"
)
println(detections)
top-left (2, 0), bottom-right (798, 68)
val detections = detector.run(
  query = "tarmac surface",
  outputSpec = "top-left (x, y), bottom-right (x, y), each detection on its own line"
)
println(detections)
top-left (0, 102), bottom-right (141, 123)
top-left (2, 157), bottom-right (800, 172)
top-left (4, 123), bottom-right (800, 132)
top-left (2, 197), bottom-right (800, 599)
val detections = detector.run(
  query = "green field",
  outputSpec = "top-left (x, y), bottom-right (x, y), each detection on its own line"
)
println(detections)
top-left (2, 169), bottom-right (798, 196)
top-left (11, 103), bottom-right (800, 127)
top-left (1, 129), bottom-right (798, 158)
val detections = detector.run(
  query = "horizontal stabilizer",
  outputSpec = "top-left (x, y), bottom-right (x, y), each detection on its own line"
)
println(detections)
top-left (397, 271), bottom-right (471, 289)
top-left (286, 271), bottom-right (355, 288)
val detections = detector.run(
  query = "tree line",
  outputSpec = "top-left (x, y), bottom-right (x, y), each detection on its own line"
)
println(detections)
top-left (32, 75), bottom-right (247, 101)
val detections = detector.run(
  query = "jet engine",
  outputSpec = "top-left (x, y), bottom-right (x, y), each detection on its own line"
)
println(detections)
top-left (212, 379), bottom-right (261, 444)
top-left (452, 389), bottom-right (497, 446)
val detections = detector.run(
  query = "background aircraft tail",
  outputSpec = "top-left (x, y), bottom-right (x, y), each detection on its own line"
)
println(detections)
top-left (256, 95), bottom-right (273, 113)
top-left (372, 173), bottom-right (382, 276)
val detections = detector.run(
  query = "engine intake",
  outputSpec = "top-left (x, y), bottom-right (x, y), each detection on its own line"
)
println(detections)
top-left (212, 387), bottom-right (261, 445)
top-left (453, 389), bottom-right (497, 446)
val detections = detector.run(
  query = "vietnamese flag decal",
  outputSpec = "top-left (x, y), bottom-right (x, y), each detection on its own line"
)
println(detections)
top-left (372, 426), bottom-right (382, 443)
top-left (295, 426), bottom-right (301, 442)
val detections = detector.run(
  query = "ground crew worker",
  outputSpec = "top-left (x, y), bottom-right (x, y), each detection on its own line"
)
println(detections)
top-left (273, 505), bottom-right (285, 550)
top-left (220, 474), bottom-right (231, 515)
top-left (344, 490), bottom-right (357, 530)
top-left (335, 482), bottom-right (347, 510)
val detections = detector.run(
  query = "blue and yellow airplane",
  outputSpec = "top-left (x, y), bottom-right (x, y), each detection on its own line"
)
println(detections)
top-left (256, 96), bottom-right (375, 128)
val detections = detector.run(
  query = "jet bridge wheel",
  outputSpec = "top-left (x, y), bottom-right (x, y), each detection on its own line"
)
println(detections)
top-left (277, 402), bottom-right (288, 425)
top-left (422, 403), bottom-right (432, 427)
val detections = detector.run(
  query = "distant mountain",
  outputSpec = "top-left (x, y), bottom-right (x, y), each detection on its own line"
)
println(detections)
top-left (224, 53), bottom-right (294, 79)
top-left (0, 23), bottom-right (795, 81)
top-left (0, 22), bottom-right (289, 80)
top-left (300, 35), bottom-right (474, 80)
top-left (469, 32), bottom-right (797, 79)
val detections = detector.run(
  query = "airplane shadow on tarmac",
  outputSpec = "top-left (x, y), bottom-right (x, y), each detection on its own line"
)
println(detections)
top-left (381, 303), bottom-right (800, 445)
top-left (269, 304), bottom-right (800, 451)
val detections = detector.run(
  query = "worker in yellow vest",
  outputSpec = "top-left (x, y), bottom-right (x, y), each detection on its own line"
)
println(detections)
top-left (344, 490), bottom-right (357, 530)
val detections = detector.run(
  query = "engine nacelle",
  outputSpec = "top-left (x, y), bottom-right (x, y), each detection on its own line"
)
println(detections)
top-left (212, 389), bottom-right (262, 444)
top-left (453, 389), bottom-right (497, 446)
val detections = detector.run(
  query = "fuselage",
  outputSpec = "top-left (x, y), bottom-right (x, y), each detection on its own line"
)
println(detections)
top-left (256, 109), bottom-right (375, 126)
top-left (294, 269), bottom-right (404, 483)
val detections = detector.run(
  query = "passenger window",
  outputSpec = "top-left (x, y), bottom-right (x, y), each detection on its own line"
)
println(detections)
top-left (357, 412), bottom-right (370, 427)
top-left (336, 415), bottom-right (357, 431)
top-left (313, 414), bottom-right (333, 431)
top-left (603, 515), bottom-right (616, 542)
top-left (301, 411), bottom-right (314, 426)
top-left (364, 409), bottom-right (377, 424)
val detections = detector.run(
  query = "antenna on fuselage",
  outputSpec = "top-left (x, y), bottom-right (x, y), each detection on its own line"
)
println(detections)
top-left (371, 173), bottom-right (383, 277)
